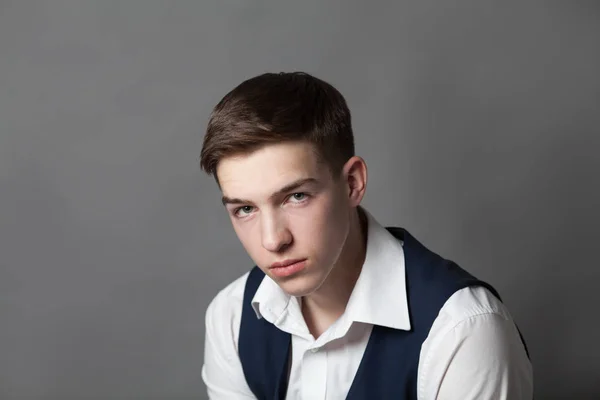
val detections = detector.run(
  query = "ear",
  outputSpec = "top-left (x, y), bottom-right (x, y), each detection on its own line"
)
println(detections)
top-left (341, 156), bottom-right (368, 207)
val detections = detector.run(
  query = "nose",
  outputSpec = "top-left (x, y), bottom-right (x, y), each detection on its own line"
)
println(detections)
top-left (260, 212), bottom-right (292, 253)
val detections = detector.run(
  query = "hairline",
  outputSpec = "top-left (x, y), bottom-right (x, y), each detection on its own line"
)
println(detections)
top-left (212, 139), bottom-right (343, 187)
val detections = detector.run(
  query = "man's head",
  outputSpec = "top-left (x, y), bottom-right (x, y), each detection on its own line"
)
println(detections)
top-left (200, 72), bottom-right (367, 296)
top-left (200, 72), bottom-right (354, 180)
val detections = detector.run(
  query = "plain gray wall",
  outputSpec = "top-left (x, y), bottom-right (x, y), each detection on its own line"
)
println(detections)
top-left (1, 1), bottom-right (599, 399)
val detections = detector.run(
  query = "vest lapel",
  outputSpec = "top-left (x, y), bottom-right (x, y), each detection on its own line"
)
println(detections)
top-left (345, 228), bottom-right (418, 400)
top-left (239, 267), bottom-right (292, 399)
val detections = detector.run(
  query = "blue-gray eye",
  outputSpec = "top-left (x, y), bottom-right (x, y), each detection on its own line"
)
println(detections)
top-left (236, 205), bottom-right (254, 216)
top-left (290, 193), bottom-right (306, 202)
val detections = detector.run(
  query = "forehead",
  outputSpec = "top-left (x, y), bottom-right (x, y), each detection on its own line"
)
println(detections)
top-left (217, 142), bottom-right (325, 199)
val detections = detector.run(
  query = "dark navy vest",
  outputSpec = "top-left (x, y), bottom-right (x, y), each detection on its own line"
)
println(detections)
top-left (238, 227), bottom-right (529, 399)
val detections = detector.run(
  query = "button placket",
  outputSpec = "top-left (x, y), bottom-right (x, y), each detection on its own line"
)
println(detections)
top-left (302, 347), bottom-right (327, 398)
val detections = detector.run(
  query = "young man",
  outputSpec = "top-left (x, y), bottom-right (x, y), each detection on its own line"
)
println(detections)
top-left (200, 72), bottom-right (533, 399)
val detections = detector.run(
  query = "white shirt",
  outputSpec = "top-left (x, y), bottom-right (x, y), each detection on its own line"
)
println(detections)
top-left (202, 211), bottom-right (533, 399)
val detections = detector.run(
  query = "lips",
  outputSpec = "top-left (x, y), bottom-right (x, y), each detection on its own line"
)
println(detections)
top-left (268, 259), bottom-right (307, 278)
top-left (270, 259), bottom-right (306, 269)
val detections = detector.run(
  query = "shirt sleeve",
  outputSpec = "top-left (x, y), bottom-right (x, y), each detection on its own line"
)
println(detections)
top-left (201, 276), bottom-right (256, 399)
top-left (418, 287), bottom-right (533, 400)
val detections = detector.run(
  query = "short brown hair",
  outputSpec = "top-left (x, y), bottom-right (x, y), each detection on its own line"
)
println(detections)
top-left (200, 72), bottom-right (355, 180)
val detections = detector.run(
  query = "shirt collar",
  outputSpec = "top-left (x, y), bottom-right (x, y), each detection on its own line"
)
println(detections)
top-left (251, 208), bottom-right (411, 332)
top-left (343, 209), bottom-right (410, 330)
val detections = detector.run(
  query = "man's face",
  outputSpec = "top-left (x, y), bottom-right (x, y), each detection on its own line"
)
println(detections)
top-left (216, 141), bottom-right (352, 297)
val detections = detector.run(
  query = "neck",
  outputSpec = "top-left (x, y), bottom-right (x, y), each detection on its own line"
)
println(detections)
top-left (301, 207), bottom-right (368, 337)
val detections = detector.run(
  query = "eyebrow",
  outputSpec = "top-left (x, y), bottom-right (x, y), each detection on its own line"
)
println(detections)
top-left (221, 178), bottom-right (318, 206)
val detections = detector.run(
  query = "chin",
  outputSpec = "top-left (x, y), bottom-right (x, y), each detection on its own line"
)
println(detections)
top-left (276, 275), bottom-right (322, 297)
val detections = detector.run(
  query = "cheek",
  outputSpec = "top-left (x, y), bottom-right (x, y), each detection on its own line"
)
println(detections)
top-left (300, 194), bottom-right (349, 255)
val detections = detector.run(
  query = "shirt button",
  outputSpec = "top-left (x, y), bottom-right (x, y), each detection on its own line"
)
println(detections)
top-left (310, 347), bottom-right (319, 353)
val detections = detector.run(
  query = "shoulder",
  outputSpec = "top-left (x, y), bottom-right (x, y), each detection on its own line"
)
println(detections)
top-left (205, 271), bottom-right (249, 349)
top-left (425, 285), bottom-right (519, 351)
top-left (202, 272), bottom-right (260, 398)
top-left (439, 285), bottom-right (512, 323)
top-left (207, 271), bottom-right (249, 310)
top-left (418, 286), bottom-right (533, 399)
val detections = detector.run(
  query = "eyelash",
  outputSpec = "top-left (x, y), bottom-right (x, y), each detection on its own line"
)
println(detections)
top-left (233, 192), bottom-right (310, 218)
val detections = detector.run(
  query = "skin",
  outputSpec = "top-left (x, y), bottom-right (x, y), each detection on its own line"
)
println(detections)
top-left (216, 140), bottom-right (369, 337)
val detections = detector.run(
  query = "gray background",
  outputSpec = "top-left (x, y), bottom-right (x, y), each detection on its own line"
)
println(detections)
top-left (1, 1), bottom-right (598, 399)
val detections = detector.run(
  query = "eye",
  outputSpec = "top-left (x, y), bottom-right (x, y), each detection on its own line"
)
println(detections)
top-left (234, 205), bottom-right (254, 217)
top-left (288, 192), bottom-right (308, 203)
